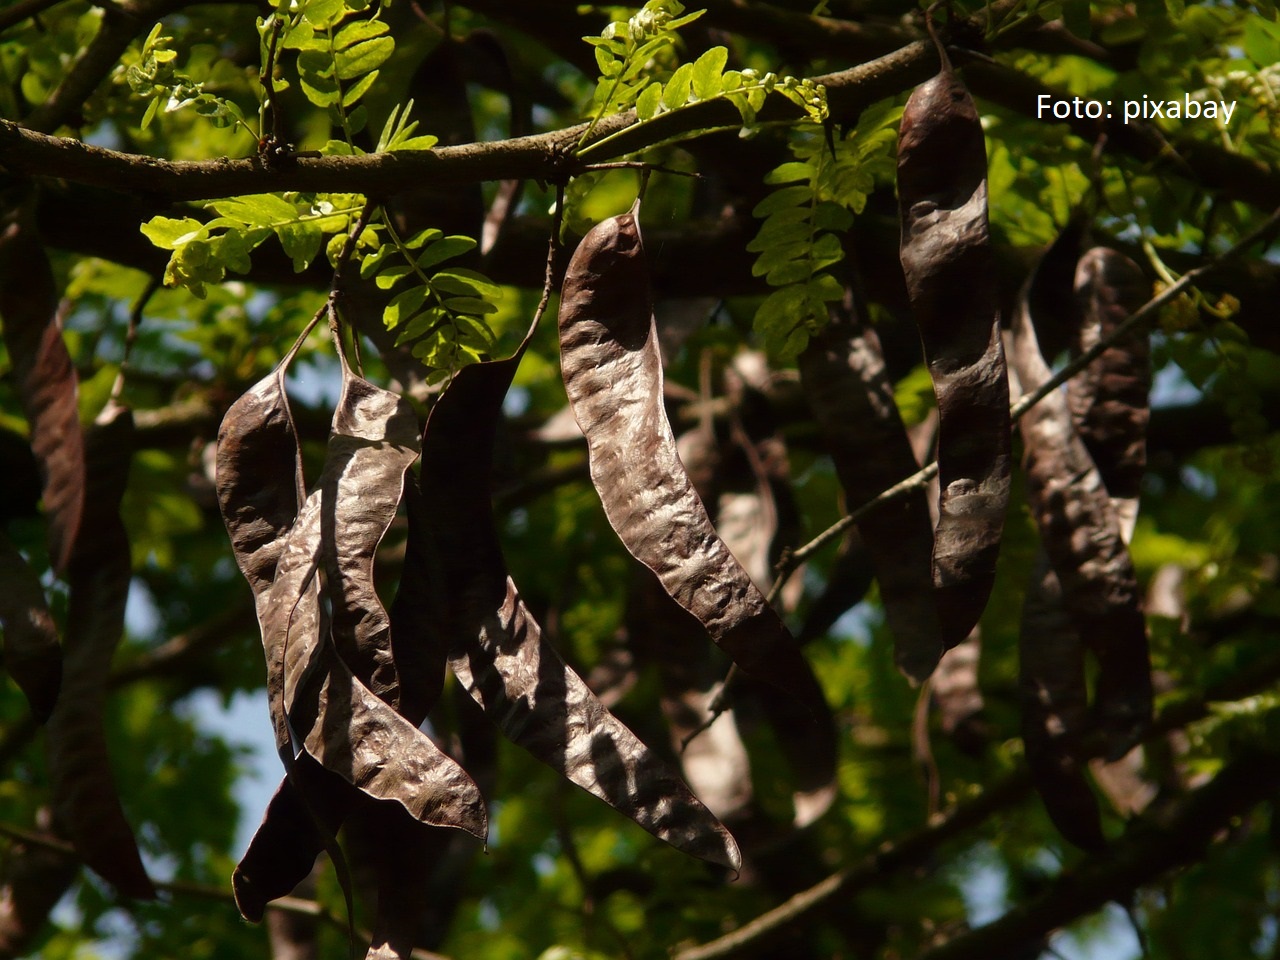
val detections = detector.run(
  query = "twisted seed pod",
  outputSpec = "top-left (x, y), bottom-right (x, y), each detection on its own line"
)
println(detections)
top-left (897, 30), bottom-right (1011, 647)
top-left (418, 316), bottom-right (742, 872)
top-left (800, 299), bottom-right (941, 681)
top-left (558, 202), bottom-right (820, 706)
top-left (1011, 264), bottom-right (1152, 764)
top-left (47, 402), bottom-right (155, 898)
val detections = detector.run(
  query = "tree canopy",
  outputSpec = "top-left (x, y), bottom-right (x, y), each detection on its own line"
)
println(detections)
top-left (2, 1), bottom-right (1280, 958)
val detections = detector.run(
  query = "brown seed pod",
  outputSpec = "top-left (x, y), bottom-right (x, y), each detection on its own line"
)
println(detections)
top-left (558, 202), bottom-right (820, 706)
top-left (1068, 248), bottom-right (1151, 501)
top-left (268, 484), bottom-right (487, 840)
top-left (215, 337), bottom-right (307, 758)
top-left (0, 205), bottom-right (84, 576)
top-left (897, 23), bottom-right (1011, 647)
top-left (799, 298), bottom-right (941, 681)
top-left (0, 532), bottom-right (61, 722)
top-left (319, 352), bottom-right (421, 705)
top-left (1018, 553), bottom-right (1105, 851)
top-left (46, 401), bottom-right (155, 899)
top-left (1010, 267), bottom-right (1152, 763)
top-left (414, 315), bottom-right (742, 872)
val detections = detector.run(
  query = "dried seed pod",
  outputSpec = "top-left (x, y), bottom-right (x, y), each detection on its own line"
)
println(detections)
top-left (558, 202), bottom-right (819, 705)
top-left (1019, 553), bottom-right (1105, 851)
top-left (416, 318), bottom-right (742, 872)
top-left (1010, 278), bottom-right (1152, 762)
top-left (222, 334), bottom-right (483, 926)
top-left (320, 353), bottom-right (421, 704)
top-left (0, 206), bottom-right (83, 576)
top-left (799, 299), bottom-right (941, 681)
top-left (0, 808), bottom-right (78, 956)
top-left (232, 755), bottom-right (349, 923)
top-left (269, 486), bottom-right (487, 840)
top-left (0, 532), bottom-right (61, 722)
top-left (216, 338), bottom-right (307, 758)
top-left (1068, 248), bottom-right (1151, 501)
top-left (897, 28), bottom-right (1011, 646)
top-left (46, 401), bottom-right (155, 899)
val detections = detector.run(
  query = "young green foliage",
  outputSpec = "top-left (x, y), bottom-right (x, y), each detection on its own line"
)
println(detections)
top-left (749, 102), bottom-right (900, 358)
top-left (140, 194), bottom-right (369, 297)
top-left (274, 0), bottom-right (393, 139)
top-left (359, 221), bottom-right (504, 381)
top-left (126, 23), bottom-right (254, 136)
top-left (578, 3), bottom-right (828, 156)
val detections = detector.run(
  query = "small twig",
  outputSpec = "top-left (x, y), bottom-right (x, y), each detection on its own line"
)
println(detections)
top-left (111, 275), bottom-right (160, 402)
top-left (678, 664), bottom-right (738, 752)
top-left (261, 13), bottom-right (285, 150)
top-left (582, 161), bottom-right (706, 180)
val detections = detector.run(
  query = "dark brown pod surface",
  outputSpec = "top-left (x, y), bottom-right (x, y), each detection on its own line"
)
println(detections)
top-left (558, 203), bottom-right (819, 703)
top-left (0, 207), bottom-right (84, 576)
top-left (46, 402), bottom-right (155, 898)
top-left (267, 487), bottom-right (487, 841)
top-left (800, 301), bottom-right (941, 681)
top-left (216, 351), bottom-right (305, 758)
top-left (1010, 289), bottom-right (1152, 760)
top-left (418, 319), bottom-right (742, 872)
top-left (897, 49), bottom-right (1011, 647)
top-left (320, 357), bottom-right (421, 705)
top-left (1068, 248), bottom-right (1151, 501)
top-left (0, 532), bottom-right (61, 722)
top-left (1018, 554), bottom-right (1105, 852)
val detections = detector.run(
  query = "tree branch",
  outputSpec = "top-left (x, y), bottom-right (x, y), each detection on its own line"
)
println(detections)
top-left (0, 0), bottom-right (68, 34)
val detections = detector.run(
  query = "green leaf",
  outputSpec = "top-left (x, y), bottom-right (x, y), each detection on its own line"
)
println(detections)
top-left (276, 220), bottom-right (323, 271)
top-left (636, 81), bottom-right (662, 120)
top-left (334, 18), bottom-right (389, 48)
top-left (392, 134), bottom-right (438, 152)
top-left (141, 96), bottom-right (161, 130)
top-left (752, 186), bottom-right (812, 218)
top-left (208, 194), bottom-right (300, 228)
top-left (764, 161), bottom-right (815, 185)
top-left (431, 268), bottom-right (503, 300)
top-left (334, 36), bottom-right (393, 80)
top-left (405, 228), bottom-right (442, 249)
top-left (140, 216), bottom-right (205, 250)
top-left (691, 46), bottom-right (727, 100)
top-left (441, 296), bottom-right (498, 316)
top-left (342, 69), bottom-right (379, 107)
top-left (416, 236), bottom-right (477, 270)
top-left (375, 264), bottom-right (413, 289)
top-left (302, 0), bottom-right (345, 29)
top-left (385, 285), bottom-right (428, 328)
top-left (662, 62), bottom-right (694, 111)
